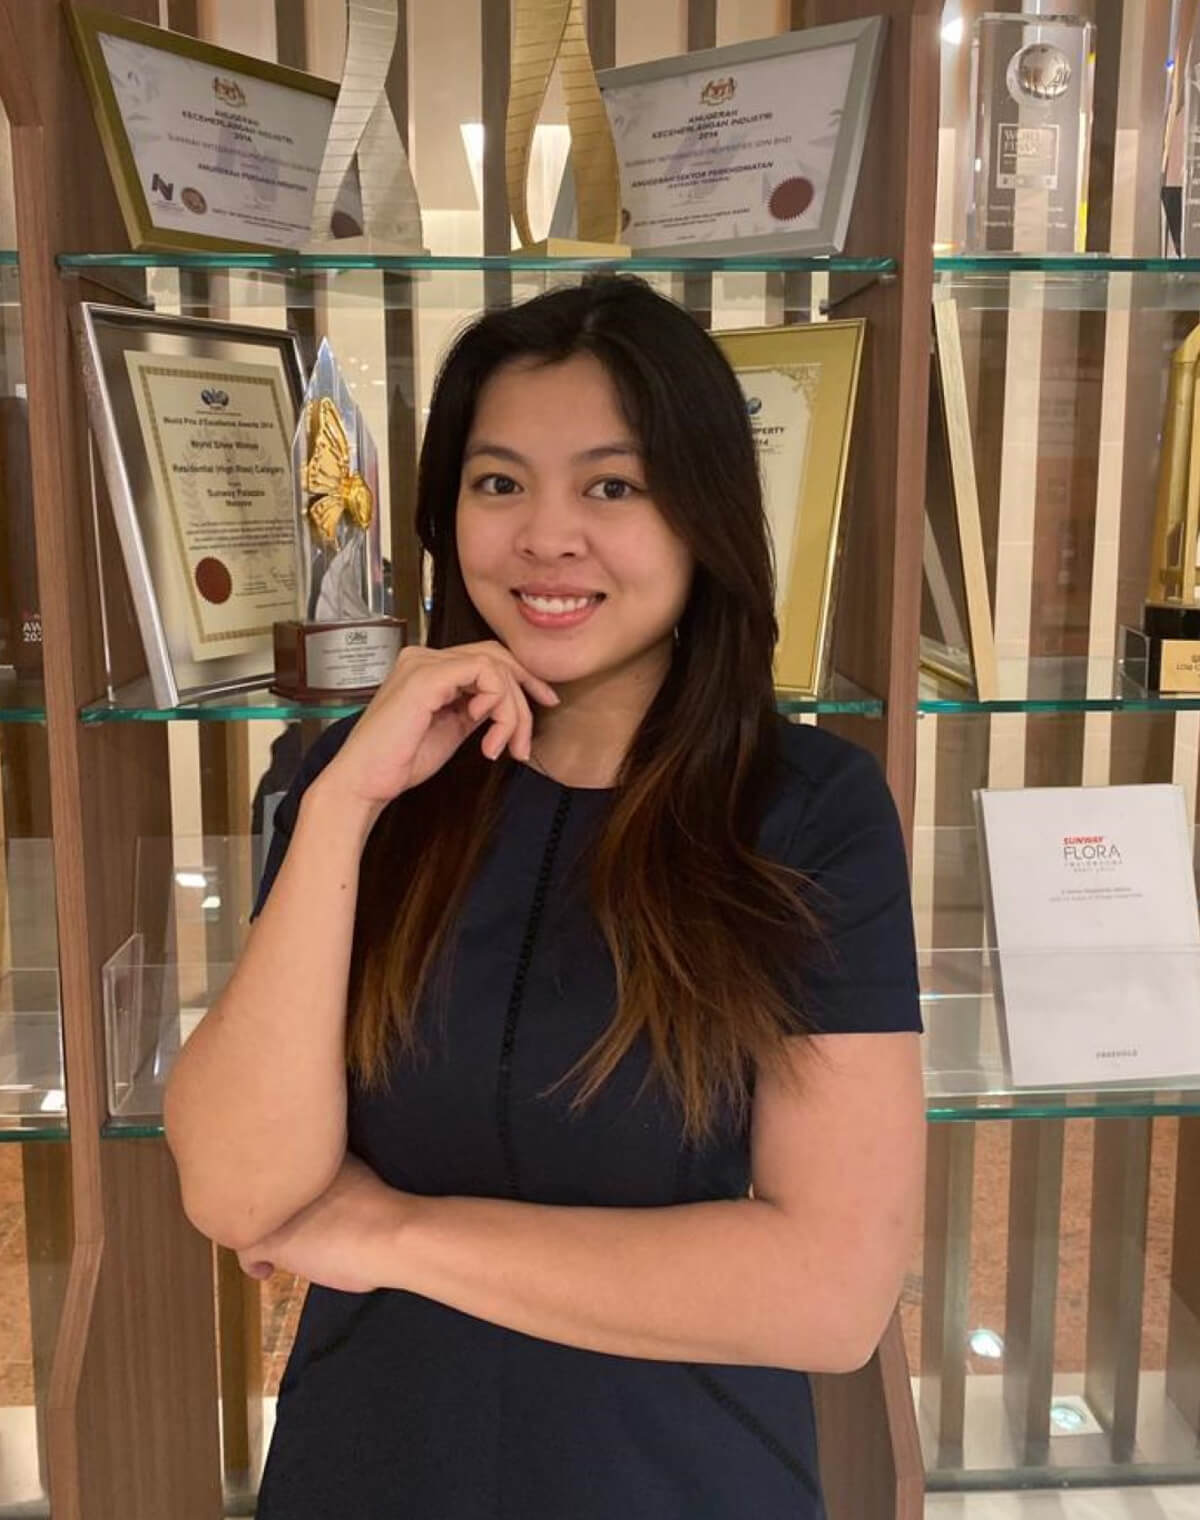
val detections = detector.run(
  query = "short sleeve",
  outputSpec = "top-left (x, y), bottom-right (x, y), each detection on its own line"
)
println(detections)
top-left (778, 737), bottom-right (922, 1037)
top-left (250, 714), bottom-right (361, 921)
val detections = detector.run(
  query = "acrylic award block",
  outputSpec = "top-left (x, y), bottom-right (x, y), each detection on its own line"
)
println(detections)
top-left (965, 13), bottom-right (1095, 254)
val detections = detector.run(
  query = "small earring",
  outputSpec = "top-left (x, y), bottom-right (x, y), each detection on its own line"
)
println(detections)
top-left (672, 626), bottom-right (680, 647)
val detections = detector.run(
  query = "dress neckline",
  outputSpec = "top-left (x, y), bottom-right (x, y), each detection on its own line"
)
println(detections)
top-left (511, 758), bottom-right (615, 795)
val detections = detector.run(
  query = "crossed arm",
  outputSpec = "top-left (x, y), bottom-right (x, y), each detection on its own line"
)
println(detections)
top-left (232, 1031), bottom-right (924, 1376)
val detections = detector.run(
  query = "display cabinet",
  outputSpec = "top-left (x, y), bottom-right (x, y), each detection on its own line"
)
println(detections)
top-left (10, 0), bottom-right (1200, 1515)
top-left (0, 113), bottom-right (71, 1520)
top-left (0, 0), bottom-right (937, 1515)
top-left (62, 2), bottom-right (1200, 1519)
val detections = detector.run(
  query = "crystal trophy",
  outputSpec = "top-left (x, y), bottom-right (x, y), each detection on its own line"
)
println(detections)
top-left (272, 340), bottom-right (406, 701)
top-left (965, 13), bottom-right (1094, 254)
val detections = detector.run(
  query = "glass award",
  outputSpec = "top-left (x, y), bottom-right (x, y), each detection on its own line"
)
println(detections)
top-left (272, 339), bottom-right (406, 701)
top-left (966, 13), bottom-right (1095, 254)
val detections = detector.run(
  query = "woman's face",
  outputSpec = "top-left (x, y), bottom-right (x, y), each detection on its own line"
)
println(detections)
top-left (456, 352), bottom-right (694, 691)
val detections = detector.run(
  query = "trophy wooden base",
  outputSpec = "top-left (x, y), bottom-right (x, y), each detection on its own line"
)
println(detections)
top-left (271, 617), bottom-right (406, 702)
top-left (518, 237), bottom-right (631, 259)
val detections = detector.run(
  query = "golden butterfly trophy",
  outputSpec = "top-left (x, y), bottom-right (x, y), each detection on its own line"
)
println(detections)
top-left (272, 339), bottom-right (406, 701)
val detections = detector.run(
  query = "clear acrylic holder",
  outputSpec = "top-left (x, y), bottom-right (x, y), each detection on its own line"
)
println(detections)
top-left (914, 824), bottom-right (1200, 1115)
top-left (0, 968), bottom-right (65, 1128)
top-left (0, 839), bottom-right (62, 1133)
top-left (102, 836), bottom-right (260, 1123)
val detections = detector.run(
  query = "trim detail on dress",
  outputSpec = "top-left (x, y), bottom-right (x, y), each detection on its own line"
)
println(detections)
top-left (496, 786), bottom-right (573, 1199)
top-left (684, 1365), bottom-right (822, 1502)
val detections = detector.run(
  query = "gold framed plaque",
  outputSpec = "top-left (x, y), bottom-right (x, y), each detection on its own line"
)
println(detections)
top-left (75, 304), bottom-right (306, 708)
top-left (66, 4), bottom-right (340, 253)
top-left (713, 321), bottom-right (864, 698)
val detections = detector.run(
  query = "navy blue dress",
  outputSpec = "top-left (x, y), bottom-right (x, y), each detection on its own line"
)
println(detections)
top-left (252, 715), bottom-right (921, 1519)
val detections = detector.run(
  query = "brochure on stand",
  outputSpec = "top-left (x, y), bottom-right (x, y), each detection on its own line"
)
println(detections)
top-left (976, 784), bottom-right (1200, 1088)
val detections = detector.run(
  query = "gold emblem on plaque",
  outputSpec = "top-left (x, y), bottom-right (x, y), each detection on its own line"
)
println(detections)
top-left (303, 398), bottom-right (374, 545)
top-left (506, 0), bottom-right (625, 253)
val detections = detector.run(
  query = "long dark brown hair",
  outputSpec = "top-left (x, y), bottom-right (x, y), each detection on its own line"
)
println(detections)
top-left (348, 275), bottom-right (820, 1141)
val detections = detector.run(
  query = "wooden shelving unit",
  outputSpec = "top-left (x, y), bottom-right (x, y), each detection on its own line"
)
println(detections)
top-left (0, 2), bottom-right (938, 1516)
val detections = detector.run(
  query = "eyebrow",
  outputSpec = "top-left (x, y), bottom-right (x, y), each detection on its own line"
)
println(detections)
top-left (462, 441), bottom-right (643, 466)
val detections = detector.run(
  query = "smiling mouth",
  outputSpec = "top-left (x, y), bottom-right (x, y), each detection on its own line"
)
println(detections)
top-left (514, 591), bottom-right (605, 614)
top-left (511, 590), bottom-right (606, 629)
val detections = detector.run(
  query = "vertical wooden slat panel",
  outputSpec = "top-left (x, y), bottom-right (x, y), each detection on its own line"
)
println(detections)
top-left (2, 1), bottom-right (222, 1514)
top-left (275, 0), bottom-right (306, 69)
top-left (918, 1123), bottom-right (974, 1462)
top-left (1167, 1116), bottom-right (1200, 1429)
top-left (1084, 1118), bottom-right (1151, 1460)
top-left (384, 1), bottom-right (422, 631)
top-left (586, 0), bottom-right (616, 67)
top-left (1003, 1118), bottom-right (1063, 1464)
top-left (804, 5), bottom-right (939, 1517)
top-left (681, 1), bottom-right (716, 327)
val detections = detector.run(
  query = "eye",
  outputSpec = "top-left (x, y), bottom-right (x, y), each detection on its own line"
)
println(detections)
top-left (473, 473), bottom-right (522, 496)
top-left (585, 477), bottom-right (642, 502)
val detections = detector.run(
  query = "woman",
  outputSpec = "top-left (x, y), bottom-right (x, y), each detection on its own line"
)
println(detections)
top-left (164, 274), bottom-right (924, 1519)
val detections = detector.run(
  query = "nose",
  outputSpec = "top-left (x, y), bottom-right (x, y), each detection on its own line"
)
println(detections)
top-left (512, 487), bottom-right (587, 561)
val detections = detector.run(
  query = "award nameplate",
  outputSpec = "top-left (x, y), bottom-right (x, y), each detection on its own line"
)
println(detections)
top-left (68, 5), bottom-right (347, 254)
top-left (977, 785), bottom-right (1200, 1089)
top-left (272, 341), bottom-right (404, 702)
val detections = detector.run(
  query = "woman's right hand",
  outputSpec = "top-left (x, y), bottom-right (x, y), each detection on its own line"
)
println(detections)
top-left (322, 642), bottom-right (560, 809)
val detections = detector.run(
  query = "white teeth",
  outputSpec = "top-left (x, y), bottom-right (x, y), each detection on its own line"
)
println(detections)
top-left (519, 594), bottom-right (596, 614)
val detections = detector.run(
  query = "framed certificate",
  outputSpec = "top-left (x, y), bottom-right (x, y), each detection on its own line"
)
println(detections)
top-left (76, 305), bottom-right (306, 707)
top-left (67, 5), bottom-right (340, 253)
top-left (566, 18), bottom-right (885, 256)
top-left (713, 321), bottom-right (864, 698)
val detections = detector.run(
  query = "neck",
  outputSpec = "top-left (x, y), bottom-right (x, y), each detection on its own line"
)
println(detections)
top-left (531, 641), bottom-right (671, 788)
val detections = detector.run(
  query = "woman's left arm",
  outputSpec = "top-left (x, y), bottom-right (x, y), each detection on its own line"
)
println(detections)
top-left (240, 1031), bottom-right (924, 1374)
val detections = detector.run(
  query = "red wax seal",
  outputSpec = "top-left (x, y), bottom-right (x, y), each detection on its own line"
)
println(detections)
top-left (195, 557), bottom-right (232, 605)
top-left (768, 177), bottom-right (814, 221)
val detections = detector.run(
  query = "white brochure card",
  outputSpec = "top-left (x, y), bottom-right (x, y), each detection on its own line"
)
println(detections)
top-left (977, 785), bottom-right (1200, 1088)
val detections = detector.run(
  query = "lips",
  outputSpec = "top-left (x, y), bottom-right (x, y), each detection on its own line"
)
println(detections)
top-left (512, 589), bottom-right (605, 630)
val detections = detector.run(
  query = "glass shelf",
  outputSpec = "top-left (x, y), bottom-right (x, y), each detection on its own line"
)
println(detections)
top-left (55, 251), bottom-right (891, 317)
top-left (59, 252), bottom-right (895, 275)
top-left (82, 674), bottom-right (882, 722)
top-left (935, 253), bottom-right (1200, 272)
top-left (90, 828), bottom-right (1200, 1135)
top-left (0, 969), bottom-right (65, 1139)
top-left (81, 680), bottom-right (366, 723)
top-left (917, 655), bottom-right (1200, 715)
top-left (934, 253), bottom-right (1200, 311)
top-left (0, 674), bottom-right (45, 722)
top-left (922, 945), bottom-right (1200, 1122)
top-left (916, 819), bottom-right (1200, 1118)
